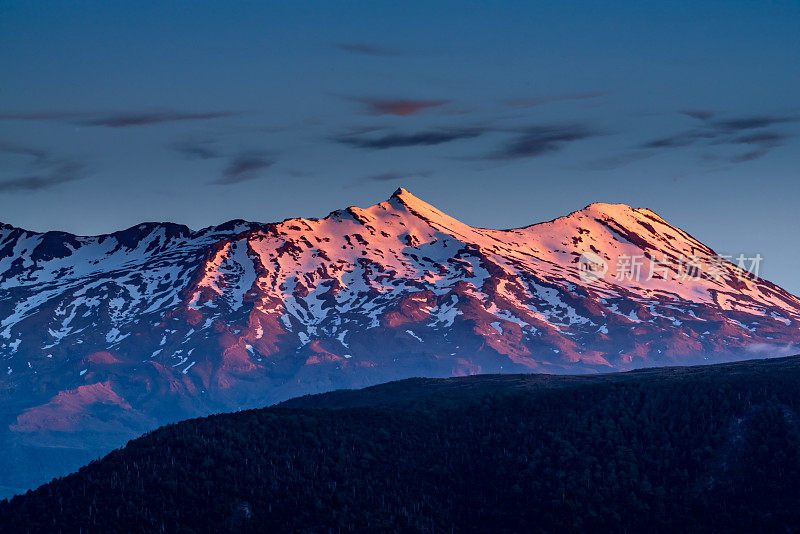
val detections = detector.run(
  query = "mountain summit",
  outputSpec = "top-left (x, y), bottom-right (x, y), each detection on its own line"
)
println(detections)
top-left (1, 189), bottom-right (798, 495)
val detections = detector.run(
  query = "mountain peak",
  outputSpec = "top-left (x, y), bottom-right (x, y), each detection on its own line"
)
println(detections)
top-left (388, 186), bottom-right (443, 216)
top-left (583, 201), bottom-right (634, 214)
top-left (389, 186), bottom-right (426, 208)
top-left (391, 186), bottom-right (409, 198)
top-left (381, 186), bottom-right (479, 236)
top-left (386, 193), bottom-right (670, 234)
top-left (566, 202), bottom-right (670, 229)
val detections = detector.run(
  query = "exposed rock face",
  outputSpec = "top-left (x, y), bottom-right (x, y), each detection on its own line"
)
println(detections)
top-left (1, 188), bottom-right (798, 494)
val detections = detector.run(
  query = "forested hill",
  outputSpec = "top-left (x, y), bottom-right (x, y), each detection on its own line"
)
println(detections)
top-left (279, 356), bottom-right (800, 409)
top-left (3, 356), bottom-right (800, 533)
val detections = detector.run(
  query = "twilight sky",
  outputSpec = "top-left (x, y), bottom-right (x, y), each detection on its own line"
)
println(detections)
top-left (1, 1), bottom-right (798, 293)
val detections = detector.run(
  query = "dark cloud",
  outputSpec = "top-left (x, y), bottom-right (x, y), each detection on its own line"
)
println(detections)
top-left (503, 92), bottom-right (605, 108)
top-left (213, 152), bottom-right (274, 185)
top-left (638, 113), bottom-right (796, 164)
top-left (335, 43), bottom-right (398, 56)
top-left (488, 125), bottom-right (595, 159)
top-left (681, 109), bottom-right (716, 120)
top-left (712, 115), bottom-right (795, 133)
top-left (730, 149), bottom-right (770, 163)
top-left (78, 111), bottom-right (237, 128)
top-left (337, 122), bottom-right (595, 158)
top-left (729, 132), bottom-right (788, 162)
top-left (353, 98), bottom-right (448, 116)
top-left (344, 170), bottom-right (433, 189)
top-left (0, 161), bottom-right (86, 193)
top-left (732, 131), bottom-right (788, 145)
top-left (336, 128), bottom-right (484, 150)
top-left (0, 141), bottom-right (88, 193)
top-left (171, 140), bottom-right (221, 160)
top-left (0, 110), bottom-right (238, 127)
top-left (641, 130), bottom-right (715, 149)
top-left (171, 141), bottom-right (274, 184)
top-left (0, 140), bottom-right (50, 164)
top-left (364, 171), bottom-right (433, 182)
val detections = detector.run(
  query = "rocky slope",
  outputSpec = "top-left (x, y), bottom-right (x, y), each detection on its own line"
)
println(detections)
top-left (1, 188), bottom-right (798, 495)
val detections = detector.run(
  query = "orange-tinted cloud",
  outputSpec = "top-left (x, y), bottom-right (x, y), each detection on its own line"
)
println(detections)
top-left (355, 98), bottom-right (448, 116)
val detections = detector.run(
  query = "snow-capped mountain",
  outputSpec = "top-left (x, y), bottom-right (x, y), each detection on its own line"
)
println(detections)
top-left (1, 188), bottom-right (799, 495)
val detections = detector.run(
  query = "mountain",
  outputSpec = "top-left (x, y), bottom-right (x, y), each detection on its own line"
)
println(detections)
top-left (3, 355), bottom-right (800, 533)
top-left (1, 188), bottom-right (799, 495)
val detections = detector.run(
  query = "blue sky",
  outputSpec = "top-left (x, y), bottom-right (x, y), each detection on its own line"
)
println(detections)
top-left (1, 1), bottom-right (798, 292)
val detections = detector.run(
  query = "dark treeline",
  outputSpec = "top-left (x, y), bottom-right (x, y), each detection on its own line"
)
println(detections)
top-left (2, 356), bottom-right (800, 533)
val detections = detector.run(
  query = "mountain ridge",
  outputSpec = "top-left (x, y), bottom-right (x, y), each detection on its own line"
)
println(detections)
top-left (0, 187), bottom-right (689, 237)
top-left (0, 188), bottom-right (798, 496)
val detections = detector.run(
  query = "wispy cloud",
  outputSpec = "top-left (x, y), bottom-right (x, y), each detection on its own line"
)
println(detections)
top-left (334, 43), bottom-right (399, 56)
top-left (593, 111), bottom-right (797, 170)
top-left (641, 130), bottom-right (716, 149)
top-left (728, 132), bottom-right (788, 162)
top-left (487, 125), bottom-right (595, 159)
top-left (503, 92), bottom-right (605, 108)
top-left (170, 139), bottom-right (221, 160)
top-left (212, 152), bottom-right (274, 185)
top-left (336, 127), bottom-right (484, 149)
top-left (0, 140), bottom-right (50, 164)
top-left (0, 109), bottom-right (238, 127)
top-left (0, 143), bottom-right (86, 193)
top-left (336, 121), bottom-right (596, 158)
top-left (352, 98), bottom-right (448, 116)
top-left (77, 111), bottom-right (237, 128)
top-left (365, 171), bottom-right (429, 182)
top-left (170, 139), bottom-right (276, 185)
top-left (636, 112), bottom-right (797, 163)
top-left (680, 109), bottom-right (716, 120)
top-left (345, 170), bottom-right (434, 188)
top-left (0, 163), bottom-right (85, 193)
top-left (712, 115), bottom-right (795, 133)
top-left (0, 141), bottom-right (88, 193)
top-left (731, 132), bottom-right (788, 145)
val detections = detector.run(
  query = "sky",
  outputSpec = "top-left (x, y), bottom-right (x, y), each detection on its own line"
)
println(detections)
top-left (1, 1), bottom-right (798, 293)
